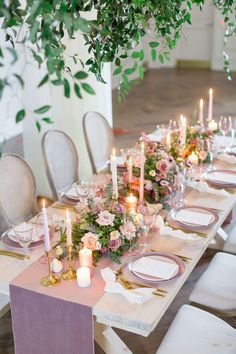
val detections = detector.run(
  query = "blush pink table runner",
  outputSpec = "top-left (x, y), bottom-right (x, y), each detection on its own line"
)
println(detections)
top-left (10, 257), bottom-right (110, 354)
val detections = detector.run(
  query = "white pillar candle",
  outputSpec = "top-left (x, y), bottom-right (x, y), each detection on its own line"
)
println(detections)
top-left (127, 156), bottom-right (133, 184)
top-left (42, 199), bottom-right (50, 252)
top-left (66, 209), bottom-right (72, 246)
top-left (208, 88), bottom-right (213, 121)
top-left (188, 151), bottom-right (198, 166)
top-left (77, 267), bottom-right (91, 288)
top-left (208, 119), bottom-right (217, 131)
top-left (199, 99), bottom-right (204, 126)
top-left (166, 132), bottom-right (171, 150)
top-left (110, 148), bottom-right (118, 199)
top-left (139, 142), bottom-right (145, 203)
top-left (125, 193), bottom-right (137, 213)
top-left (79, 246), bottom-right (93, 267)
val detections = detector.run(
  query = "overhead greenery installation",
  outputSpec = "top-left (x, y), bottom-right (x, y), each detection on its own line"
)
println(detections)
top-left (0, 0), bottom-right (235, 131)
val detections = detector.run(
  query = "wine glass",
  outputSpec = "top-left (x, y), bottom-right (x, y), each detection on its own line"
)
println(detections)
top-left (169, 119), bottom-right (179, 132)
top-left (207, 138), bottom-right (218, 171)
top-left (228, 116), bottom-right (236, 152)
top-left (137, 205), bottom-right (157, 250)
top-left (13, 223), bottom-right (33, 253)
top-left (219, 116), bottom-right (232, 150)
top-left (74, 180), bottom-right (90, 201)
top-left (196, 138), bottom-right (207, 177)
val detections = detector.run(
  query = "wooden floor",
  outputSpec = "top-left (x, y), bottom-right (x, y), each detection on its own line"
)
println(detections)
top-left (1, 68), bottom-right (236, 354)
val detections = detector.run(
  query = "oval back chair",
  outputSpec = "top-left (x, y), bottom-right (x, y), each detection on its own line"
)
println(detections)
top-left (83, 111), bottom-right (114, 174)
top-left (42, 129), bottom-right (79, 200)
top-left (0, 153), bottom-right (37, 228)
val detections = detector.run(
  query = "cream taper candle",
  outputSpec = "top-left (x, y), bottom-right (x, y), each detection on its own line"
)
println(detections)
top-left (110, 148), bottom-right (118, 199)
top-left (42, 199), bottom-right (50, 252)
top-left (66, 209), bottom-right (72, 246)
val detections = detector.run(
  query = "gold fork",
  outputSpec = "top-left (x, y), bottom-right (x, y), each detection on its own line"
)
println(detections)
top-left (118, 276), bottom-right (167, 297)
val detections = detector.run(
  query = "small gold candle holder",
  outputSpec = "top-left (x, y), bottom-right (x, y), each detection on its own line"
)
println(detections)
top-left (41, 251), bottom-right (61, 287)
top-left (61, 244), bottom-right (77, 281)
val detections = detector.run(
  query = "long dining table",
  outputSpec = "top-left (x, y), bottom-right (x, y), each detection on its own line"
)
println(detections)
top-left (1, 158), bottom-right (236, 354)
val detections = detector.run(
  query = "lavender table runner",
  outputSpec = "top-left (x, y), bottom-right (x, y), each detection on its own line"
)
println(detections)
top-left (10, 257), bottom-right (109, 354)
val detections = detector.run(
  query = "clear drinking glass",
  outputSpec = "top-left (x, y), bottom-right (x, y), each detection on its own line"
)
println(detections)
top-left (207, 138), bottom-right (218, 171)
top-left (13, 223), bottom-right (33, 251)
top-left (219, 116), bottom-right (232, 150)
top-left (137, 205), bottom-right (157, 250)
top-left (228, 116), bottom-right (236, 152)
top-left (175, 164), bottom-right (188, 207)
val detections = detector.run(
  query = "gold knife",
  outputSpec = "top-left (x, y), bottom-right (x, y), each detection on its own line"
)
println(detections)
top-left (0, 250), bottom-right (27, 260)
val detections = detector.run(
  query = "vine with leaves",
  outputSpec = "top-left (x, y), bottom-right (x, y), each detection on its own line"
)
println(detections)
top-left (0, 0), bottom-right (235, 132)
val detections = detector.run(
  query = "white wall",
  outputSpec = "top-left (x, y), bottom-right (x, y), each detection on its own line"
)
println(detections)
top-left (0, 30), bottom-right (23, 143)
top-left (22, 33), bottom-right (112, 197)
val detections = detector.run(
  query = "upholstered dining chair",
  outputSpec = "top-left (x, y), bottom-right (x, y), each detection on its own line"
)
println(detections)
top-left (156, 305), bottom-right (236, 354)
top-left (0, 153), bottom-right (38, 228)
top-left (189, 252), bottom-right (236, 315)
top-left (42, 130), bottom-right (79, 200)
top-left (83, 111), bottom-right (114, 174)
top-left (0, 154), bottom-right (38, 318)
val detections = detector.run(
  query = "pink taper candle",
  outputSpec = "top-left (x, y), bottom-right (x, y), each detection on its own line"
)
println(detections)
top-left (199, 99), bottom-right (204, 126)
top-left (208, 88), bottom-right (213, 121)
top-left (139, 142), bottom-right (145, 203)
top-left (42, 199), bottom-right (50, 252)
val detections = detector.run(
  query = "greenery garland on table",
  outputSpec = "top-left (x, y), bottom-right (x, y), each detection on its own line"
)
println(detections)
top-left (0, 0), bottom-right (235, 133)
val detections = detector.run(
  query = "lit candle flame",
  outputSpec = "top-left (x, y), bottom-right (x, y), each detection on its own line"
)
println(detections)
top-left (209, 88), bottom-right (213, 95)
top-left (42, 199), bottom-right (45, 208)
top-left (112, 148), bottom-right (116, 157)
top-left (66, 208), bottom-right (70, 220)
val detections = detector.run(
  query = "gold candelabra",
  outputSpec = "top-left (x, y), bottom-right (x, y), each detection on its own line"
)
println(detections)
top-left (61, 244), bottom-right (77, 281)
top-left (41, 251), bottom-right (61, 287)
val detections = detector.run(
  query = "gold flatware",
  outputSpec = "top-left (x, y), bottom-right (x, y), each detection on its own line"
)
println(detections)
top-left (51, 204), bottom-right (74, 212)
top-left (165, 223), bottom-right (208, 238)
top-left (0, 250), bottom-right (27, 260)
top-left (150, 249), bottom-right (191, 262)
top-left (119, 276), bottom-right (167, 296)
top-left (114, 259), bottom-right (131, 276)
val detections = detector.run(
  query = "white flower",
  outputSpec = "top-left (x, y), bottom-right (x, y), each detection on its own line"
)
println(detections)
top-left (149, 170), bottom-right (156, 177)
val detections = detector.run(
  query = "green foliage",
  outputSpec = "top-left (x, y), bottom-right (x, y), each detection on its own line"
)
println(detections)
top-left (0, 0), bottom-right (235, 132)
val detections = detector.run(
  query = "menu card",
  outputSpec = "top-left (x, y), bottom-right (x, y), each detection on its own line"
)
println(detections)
top-left (208, 172), bottom-right (236, 184)
top-left (174, 209), bottom-right (213, 226)
top-left (132, 257), bottom-right (178, 279)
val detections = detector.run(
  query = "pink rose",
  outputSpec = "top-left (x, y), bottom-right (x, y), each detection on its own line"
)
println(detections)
top-left (96, 211), bottom-right (115, 226)
top-left (81, 232), bottom-right (101, 251)
top-left (157, 159), bottom-right (170, 175)
top-left (108, 238), bottom-right (121, 251)
top-left (120, 220), bottom-right (137, 240)
top-left (101, 246), bottom-right (109, 254)
top-left (160, 180), bottom-right (169, 186)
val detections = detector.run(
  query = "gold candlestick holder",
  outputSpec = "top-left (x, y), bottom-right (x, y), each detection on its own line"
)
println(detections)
top-left (61, 244), bottom-right (77, 281)
top-left (41, 251), bottom-right (61, 287)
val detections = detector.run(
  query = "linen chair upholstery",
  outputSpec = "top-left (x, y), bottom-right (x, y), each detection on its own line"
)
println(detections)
top-left (156, 305), bottom-right (236, 354)
top-left (83, 111), bottom-right (114, 174)
top-left (42, 130), bottom-right (79, 200)
top-left (0, 154), bottom-right (37, 228)
top-left (189, 252), bottom-right (236, 313)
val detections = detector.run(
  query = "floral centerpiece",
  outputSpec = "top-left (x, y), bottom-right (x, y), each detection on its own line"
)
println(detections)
top-left (131, 142), bottom-right (179, 209)
top-left (72, 196), bottom-right (139, 263)
top-left (166, 125), bottom-right (217, 163)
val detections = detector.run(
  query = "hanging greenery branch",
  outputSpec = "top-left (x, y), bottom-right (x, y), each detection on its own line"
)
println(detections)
top-left (0, 0), bottom-right (235, 131)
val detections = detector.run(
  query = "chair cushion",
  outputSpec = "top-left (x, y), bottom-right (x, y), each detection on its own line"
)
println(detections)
top-left (189, 252), bottom-right (236, 311)
top-left (156, 305), bottom-right (236, 354)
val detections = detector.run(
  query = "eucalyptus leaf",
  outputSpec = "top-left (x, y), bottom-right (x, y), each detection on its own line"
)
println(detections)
top-left (81, 82), bottom-right (95, 95)
top-left (34, 105), bottom-right (50, 114)
top-left (16, 109), bottom-right (25, 123)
